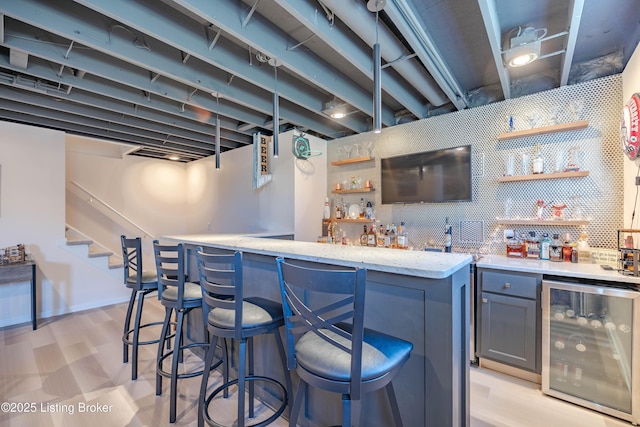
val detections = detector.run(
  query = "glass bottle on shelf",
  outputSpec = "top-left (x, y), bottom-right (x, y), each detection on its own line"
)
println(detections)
top-left (562, 233), bottom-right (573, 262)
top-left (577, 231), bottom-right (592, 263)
top-left (323, 197), bottom-right (331, 219)
top-left (550, 234), bottom-right (563, 262)
top-left (384, 225), bottom-right (391, 248)
top-left (367, 223), bottom-right (377, 247)
top-left (532, 144), bottom-right (544, 174)
top-left (540, 233), bottom-right (551, 260)
top-left (359, 198), bottom-right (365, 219)
top-left (526, 232), bottom-right (540, 259)
top-left (360, 225), bottom-right (368, 246)
top-left (377, 225), bottom-right (385, 248)
top-left (520, 232), bottom-right (529, 258)
top-left (335, 196), bottom-right (342, 219)
top-left (341, 230), bottom-right (347, 245)
top-left (506, 232), bottom-right (524, 258)
top-left (390, 223), bottom-right (397, 248)
top-left (397, 221), bottom-right (408, 249)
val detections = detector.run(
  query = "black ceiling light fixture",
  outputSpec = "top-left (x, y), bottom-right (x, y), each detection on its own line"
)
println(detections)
top-left (214, 92), bottom-right (221, 169)
top-left (271, 57), bottom-right (280, 158)
top-left (368, 0), bottom-right (386, 133)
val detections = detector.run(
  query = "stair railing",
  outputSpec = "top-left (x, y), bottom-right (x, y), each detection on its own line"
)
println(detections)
top-left (68, 180), bottom-right (156, 239)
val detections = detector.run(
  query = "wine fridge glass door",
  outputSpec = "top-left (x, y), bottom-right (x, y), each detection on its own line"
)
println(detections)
top-left (542, 279), bottom-right (640, 424)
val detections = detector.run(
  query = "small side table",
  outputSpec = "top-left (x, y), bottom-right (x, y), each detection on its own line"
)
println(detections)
top-left (0, 255), bottom-right (37, 330)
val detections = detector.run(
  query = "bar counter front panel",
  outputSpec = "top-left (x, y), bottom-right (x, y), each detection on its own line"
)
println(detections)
top-left (166, 234), bottom-right (471, 427)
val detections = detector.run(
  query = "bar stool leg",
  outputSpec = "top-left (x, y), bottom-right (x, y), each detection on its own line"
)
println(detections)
top-left (273, 330), bottom-right (293, 410)
top-left (341, 394), bottom-right (351, 427)
top-left (123, 290), bottom-right (136, 364)
top-left (385, 382), bottom-right (403, 427)
top-left (156, 307), bottom-right (173, 396)
top-left (237, 338), bottom-right (247, 427)
top-left (199, 336), bottom-right (219, 427)
top-left (131, 290), bottom-right (146, 380)
top-left (248, 337), bottom-right (255, 419)
top-left (170, 309), bottom-right (186, 423)
top-left (289, 380), bottom-right (306, 427)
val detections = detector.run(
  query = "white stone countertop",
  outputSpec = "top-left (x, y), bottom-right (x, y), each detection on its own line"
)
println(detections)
top-left (162, 233), bottom-right (472, 279)
top-left (477, 254), bottom-right (640, 285)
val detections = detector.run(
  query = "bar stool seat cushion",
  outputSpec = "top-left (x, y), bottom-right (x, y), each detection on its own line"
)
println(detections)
top-left (126, 270), bottom-right (158, 286)
top-left (207, 297), bottom-right (283, 329)
top-left (161, 282), bottom-right (202, 301)
top-left (295, 324), bottom-right (413, 382)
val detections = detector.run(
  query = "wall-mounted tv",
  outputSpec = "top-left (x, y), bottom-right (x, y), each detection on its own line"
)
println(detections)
top-left (381, 145), bottom-right (472, 204)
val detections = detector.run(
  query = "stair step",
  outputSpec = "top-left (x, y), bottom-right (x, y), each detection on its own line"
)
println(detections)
top-left (66, 238), bottom-right (93, 246)
top-left (88, 249), bottom-right (113, 258)
top-left (109, 261), bottom-right (124, 269)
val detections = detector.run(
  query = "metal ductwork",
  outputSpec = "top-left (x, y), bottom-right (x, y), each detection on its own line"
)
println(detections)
top-left (319, 0), bottom-right (449, 107)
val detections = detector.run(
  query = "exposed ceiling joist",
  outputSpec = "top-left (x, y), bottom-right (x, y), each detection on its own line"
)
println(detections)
top-left (560, 0), bottom-right (585, 86)
top-left (477, 0), bottom-right (512, 100)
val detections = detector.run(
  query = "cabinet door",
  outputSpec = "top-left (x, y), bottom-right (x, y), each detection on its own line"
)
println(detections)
top-left (480, 292), bottom-right (538, 371)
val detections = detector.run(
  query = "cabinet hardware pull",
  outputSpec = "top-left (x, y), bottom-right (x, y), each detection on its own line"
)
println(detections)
top-left (482, 298), bottom-right (488, 303)
top-left (504, 282), bottom-right (511, 288)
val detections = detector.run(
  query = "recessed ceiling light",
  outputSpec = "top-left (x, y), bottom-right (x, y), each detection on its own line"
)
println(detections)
top-left (166, 154), bottom-right (180, 161)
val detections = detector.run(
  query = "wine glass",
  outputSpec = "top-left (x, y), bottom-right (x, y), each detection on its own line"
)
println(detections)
top-left (343, 145), bottom-right (353, 159)
top-left (568, 99), bottom-right (584, 121)
top-left (526, 112), bottom-right (541, 129)
top-left (549, 105), bottom-right (560, 125)
top-left (363, 141), bottom-right (374, 157)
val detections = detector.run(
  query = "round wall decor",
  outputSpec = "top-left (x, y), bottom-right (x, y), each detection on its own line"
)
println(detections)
top-left (621, 93), bottom-right (640, 160)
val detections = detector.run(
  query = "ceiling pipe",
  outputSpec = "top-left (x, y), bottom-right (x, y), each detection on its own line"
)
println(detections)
top-left (319, 0), bottom-right (449, 107)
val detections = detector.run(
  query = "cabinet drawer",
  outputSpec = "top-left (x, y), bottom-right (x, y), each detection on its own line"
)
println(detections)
top-left (481, 270), bottom-right (540, 299)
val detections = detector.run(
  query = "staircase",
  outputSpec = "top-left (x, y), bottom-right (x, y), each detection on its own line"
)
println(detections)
top-left (65, 225), bottom-right (123, 269)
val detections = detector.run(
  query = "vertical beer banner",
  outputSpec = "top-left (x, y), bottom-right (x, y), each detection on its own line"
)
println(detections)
top-left (253, 132), bottom-right (273, 189)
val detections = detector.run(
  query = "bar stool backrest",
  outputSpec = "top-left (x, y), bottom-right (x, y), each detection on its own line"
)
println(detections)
top-left (121, 235), bottom-right (144, 290)
top-left (196, 248), bottom-right (244, 341)
top-left (153, 241), bottom-right (186, 306)
top-left (276, 258), bottom-right (367, 400)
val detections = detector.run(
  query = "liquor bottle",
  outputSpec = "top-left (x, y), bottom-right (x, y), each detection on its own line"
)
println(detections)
top-left (397, 221), bottom-right (408, 249)
top-left (506, 232), bottom-right (524, 258)
top-left (377, 225), bottom-right (385, 247)
top-left (525, 231), bottom-right (540, 259)
top-left (577, 231), bottom-right (592, 263)
top-left (390, 223), bottom-right (397, 248)
top-left (520, 232), bottom-right (529, 258)
top-left (549, 234), bottom-right (563, 262)
top-left (360, 225), bottom-right (369, 246)
top-left (366, 201), bottom-right (374, 219)
top-left (367, 223), bottom-right (377, 247)
top-left (323, 197), bottom-right (331, 219)
top-left (384, 225), bottom-right (391, 248)
top-left (359, 197), bottom-right (366, 219)
top-left (562, 233), bottom-right (573, 262)
top-left (335, 197), bottom-right (342, 219)
top-left (341, 230), bottom-right (347, 245)
top-left (540, 233), bottom-right (551, 260)
top-left (444, 217), bottom-right (452, 253)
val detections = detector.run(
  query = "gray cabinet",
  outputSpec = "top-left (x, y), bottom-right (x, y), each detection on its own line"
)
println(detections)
top-left (478, 269), bottom-right (542, 373)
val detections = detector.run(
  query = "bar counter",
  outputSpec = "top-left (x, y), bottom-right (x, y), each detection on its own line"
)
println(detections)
top-left (163, 233), bottom-right (472, 427)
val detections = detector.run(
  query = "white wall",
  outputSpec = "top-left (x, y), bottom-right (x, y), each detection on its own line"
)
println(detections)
top-left (0, 123), bottom-right (131, 327)
top-left (622, 42), bottom-right (640, 228)
top-left (186, 130), bottom-right (327, 241)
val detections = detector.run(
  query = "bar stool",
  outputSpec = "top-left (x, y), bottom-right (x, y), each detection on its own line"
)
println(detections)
top-left (276, 257), bottom-right (413, 427)
top-left (121, 235), bottom-right (163, 381)
top-left (196, 249), bottom-right (291, 427)
top-left (153, 241), bottom-right (214, 423)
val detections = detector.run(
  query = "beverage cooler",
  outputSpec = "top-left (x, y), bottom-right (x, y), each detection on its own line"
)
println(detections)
top-left (542, 279), bottom-right (640, 424)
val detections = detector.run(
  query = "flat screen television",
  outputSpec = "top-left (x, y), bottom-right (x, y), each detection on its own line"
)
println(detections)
top-left (380, 145), bottom-right (472, 204)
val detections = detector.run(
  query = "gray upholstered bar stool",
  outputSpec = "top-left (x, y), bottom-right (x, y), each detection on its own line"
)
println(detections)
top-left (153, 241), bottom-right (215, 423)
top-left (276, 257), bottom-right (413, 427)
top-left (196, 249), bottom-right (291, 427)
top-left (121, 235), bottom-right (162, 381)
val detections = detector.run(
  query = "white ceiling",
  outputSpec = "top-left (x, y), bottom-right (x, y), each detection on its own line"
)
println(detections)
top-left (0, 0), bottom-right (637, 161)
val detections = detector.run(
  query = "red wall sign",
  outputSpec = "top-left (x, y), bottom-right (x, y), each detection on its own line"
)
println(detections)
top-left (621, 93), bottom-right (640, 160)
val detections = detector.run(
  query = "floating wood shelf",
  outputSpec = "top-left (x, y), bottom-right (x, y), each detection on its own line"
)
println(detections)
top-left (496, 219), bottom-right (590, 226)
top-left (331, 156), bottom-right (374, 166)
top-left (335, 218), bottom-right (371, 223)
top-left (332, 187), bottom-right (374, 194)
top-left (497, 120), bottom-right (589, 141)
top-left (498, 171), bottom-right (589, 182)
